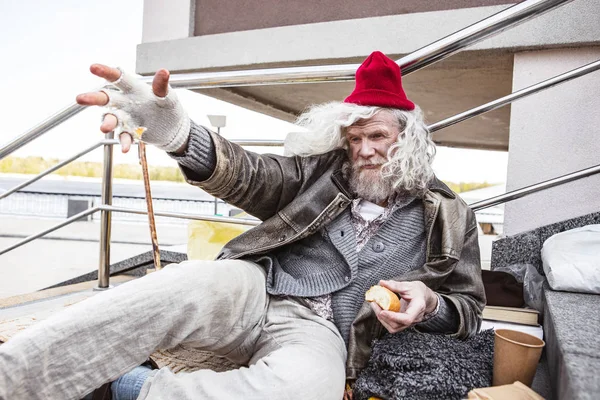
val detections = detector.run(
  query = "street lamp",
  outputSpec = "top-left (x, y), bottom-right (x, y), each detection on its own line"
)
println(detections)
top-left (207, 115), bottom-right (226, 215)
top-left (207, 115), bottom-right (226, 135)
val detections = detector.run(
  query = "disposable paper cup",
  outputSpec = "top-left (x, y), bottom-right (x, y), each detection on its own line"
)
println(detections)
top-left (493, 329), bottom-right (545, 387)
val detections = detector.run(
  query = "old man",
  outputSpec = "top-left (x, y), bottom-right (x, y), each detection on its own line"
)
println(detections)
top-left (0, 51), bottom-right (485, 400)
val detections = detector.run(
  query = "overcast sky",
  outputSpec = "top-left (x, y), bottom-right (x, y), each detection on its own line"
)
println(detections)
top-left (0, 0), bottom-right (508, 183)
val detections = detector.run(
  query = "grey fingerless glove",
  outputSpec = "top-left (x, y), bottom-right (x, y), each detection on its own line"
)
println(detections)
top-left (101, 68), bottom-right (190, 152)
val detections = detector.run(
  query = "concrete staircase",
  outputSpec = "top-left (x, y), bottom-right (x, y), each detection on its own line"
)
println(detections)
top-left (491, 211), bottom-right (600, 399)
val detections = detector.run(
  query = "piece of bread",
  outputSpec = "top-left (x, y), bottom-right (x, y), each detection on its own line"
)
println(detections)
top-left (365, 285), bottom-right (401, 312)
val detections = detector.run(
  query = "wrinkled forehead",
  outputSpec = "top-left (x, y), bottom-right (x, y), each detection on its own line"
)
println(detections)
top-left (344, 110), bottom-right (400, 136)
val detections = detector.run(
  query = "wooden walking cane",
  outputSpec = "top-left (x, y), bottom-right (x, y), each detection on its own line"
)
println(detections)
top-left (138, 141), bottom-right (162, 270)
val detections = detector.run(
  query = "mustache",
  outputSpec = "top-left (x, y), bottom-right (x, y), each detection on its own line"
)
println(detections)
top-left (352, 156), bottom-right (388, 169)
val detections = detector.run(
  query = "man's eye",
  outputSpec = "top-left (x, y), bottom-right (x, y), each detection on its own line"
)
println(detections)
top-left (350, 137), bottom-right (361, 143)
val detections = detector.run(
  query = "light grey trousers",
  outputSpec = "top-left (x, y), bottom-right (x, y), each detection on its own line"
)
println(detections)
top-left (0, 260), bottom-right (347, 400)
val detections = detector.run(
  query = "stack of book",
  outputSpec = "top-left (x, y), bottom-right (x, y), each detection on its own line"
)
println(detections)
top-left (481, 305), bottom-right (543, 339)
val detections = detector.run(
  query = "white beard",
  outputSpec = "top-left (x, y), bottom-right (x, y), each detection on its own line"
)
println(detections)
top-left (348, 161), bottom-right (397, 204)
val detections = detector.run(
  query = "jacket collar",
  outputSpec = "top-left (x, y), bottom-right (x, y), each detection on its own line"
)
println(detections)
top-left (427, 176), bottom-right (456, 199)
top-left (332, 169), bottom-right (353, 198)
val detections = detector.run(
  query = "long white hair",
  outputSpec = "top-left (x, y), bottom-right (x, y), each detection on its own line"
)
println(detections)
top-left (286, 102), bottom-right (436, 195)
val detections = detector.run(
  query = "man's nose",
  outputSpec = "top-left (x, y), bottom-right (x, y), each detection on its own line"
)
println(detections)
top-left (358, 140), bottom-right (375, 158)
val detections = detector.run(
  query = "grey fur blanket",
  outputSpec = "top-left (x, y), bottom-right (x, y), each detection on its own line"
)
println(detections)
top-left (353, 329), bottom-right (495, 400)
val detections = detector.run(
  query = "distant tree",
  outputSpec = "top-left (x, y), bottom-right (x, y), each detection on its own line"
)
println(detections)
top-left (1, 156), bottom-right (497, 188)
top-left (443, 181), bottom-right (496, 193)
top-left (0, 156), bottom-right (185, 182)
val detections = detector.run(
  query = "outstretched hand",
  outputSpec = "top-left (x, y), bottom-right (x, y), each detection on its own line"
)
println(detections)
top-left (75, 64), bottom-right (175, 154)
top-left (369, 280), bottom-right (438, 334)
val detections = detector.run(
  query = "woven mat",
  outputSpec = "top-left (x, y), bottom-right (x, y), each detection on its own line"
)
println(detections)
top-left (2, 337), bottom-right (240, 374)
top-left (150, 344), bottom-right (240, 373)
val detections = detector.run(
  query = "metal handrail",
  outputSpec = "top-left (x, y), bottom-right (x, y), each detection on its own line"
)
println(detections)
top-left (0, 205), bottom-right (259, 257)
top-left (0, 137), bottom-right (285, 202)
top-left (228, 59), bottom-right (600, 147)
top-left (429, 59), bottom-right (600, 133)
top-left (100, 205), bottom-right (260, 226)
top-left (160, 0), bottom-right (574, 89)
top-left (470, 163), bottom-right (600, 212)
top-left (0, 100), bottom-right (93, 160)
top-left (0, 140), bottom-right (119, 201)
top-left (0, 0), bottom-right (573, 160)
top-left (0, 206), bottom-right (101, 256)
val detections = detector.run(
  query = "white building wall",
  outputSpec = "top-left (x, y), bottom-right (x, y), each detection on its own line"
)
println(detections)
top-left (142, 0), bottom-right (194, 43)
top-left (136, 0), bottom-right (600, 74)
top-left (503, 47), bottom-right (600, 236)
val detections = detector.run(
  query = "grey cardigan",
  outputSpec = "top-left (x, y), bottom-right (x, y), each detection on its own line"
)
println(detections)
top-left (171, 122), bottom-right (486, 377)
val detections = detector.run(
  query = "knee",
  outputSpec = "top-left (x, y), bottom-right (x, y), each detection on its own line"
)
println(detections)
top-left (138, 259), bottom-right (263, 293)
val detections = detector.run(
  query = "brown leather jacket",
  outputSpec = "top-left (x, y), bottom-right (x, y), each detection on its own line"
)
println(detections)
top-left (182, 132), bottom-right (486, 378)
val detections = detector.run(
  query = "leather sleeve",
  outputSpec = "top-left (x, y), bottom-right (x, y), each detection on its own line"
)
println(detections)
top-left (169, 121), bottom-right (217, 182)
top-left (178, 127), bottom-right (342, 221)
top-left (437, 210), bottom-right (487, 339)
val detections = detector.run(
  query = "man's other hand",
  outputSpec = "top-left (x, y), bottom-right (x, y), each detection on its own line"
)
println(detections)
top-left (75, 65), bottom-right (189, 154)
top-left (369, 280), bottom-right (438, 334)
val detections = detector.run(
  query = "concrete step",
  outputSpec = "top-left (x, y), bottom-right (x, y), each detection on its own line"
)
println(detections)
top-left (543, 286), bottom-right (600, 399)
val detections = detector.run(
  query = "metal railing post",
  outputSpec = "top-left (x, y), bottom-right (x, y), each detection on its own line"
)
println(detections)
top-left (96, 131), bottom-right (114, 290)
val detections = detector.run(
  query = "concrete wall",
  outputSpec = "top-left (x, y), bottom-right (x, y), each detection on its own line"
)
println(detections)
top-left (193, 0), bottom-right (511, 36)
top-left (503, 47), bottom-right (600, 236)
top-left (142, 0), bottom-right (194, 43)
top-left (138, 0), bottom-right (600, 75)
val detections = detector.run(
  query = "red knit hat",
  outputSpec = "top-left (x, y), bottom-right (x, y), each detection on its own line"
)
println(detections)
top-left (344, 51), bottom-right (415, 110)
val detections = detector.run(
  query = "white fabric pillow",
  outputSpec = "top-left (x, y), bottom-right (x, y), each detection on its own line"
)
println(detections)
top-left (541, 224), bottom-right (600, 294)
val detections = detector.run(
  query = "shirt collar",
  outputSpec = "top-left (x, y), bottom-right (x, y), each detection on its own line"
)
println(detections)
top-left (351, 192), bottom-right (416, 221)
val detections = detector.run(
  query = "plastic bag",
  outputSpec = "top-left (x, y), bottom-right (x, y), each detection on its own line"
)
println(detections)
top-left (494, 263), bottom-right (545, 313)
top-left (541, 224), bottom-right (600, 294)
